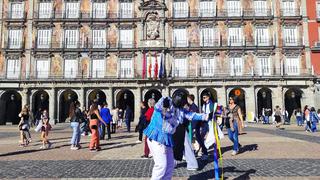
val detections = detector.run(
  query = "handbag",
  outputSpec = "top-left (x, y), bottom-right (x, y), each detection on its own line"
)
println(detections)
top-left (34, 121), bottom-right (43, 132)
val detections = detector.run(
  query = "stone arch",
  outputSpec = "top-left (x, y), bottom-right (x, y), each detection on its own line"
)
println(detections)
top-left (32, 90), bottom-right (49, 117)
top-left (229, 87), bottom-right (246, 118)
top-left (257, 87), bottom-right (273, 118)
top-left (285, 87), bottom-right (303, 119)
top-left (0, 90), bottom-right (22, 125)
top-left (144, 89), bottom-right (162, 102)
top-left (115, 89), bottom-right (135, 120)
top-left (87, 89), bottom-right (106, 107)
top-left (59, 89), bottom-right (78, 123)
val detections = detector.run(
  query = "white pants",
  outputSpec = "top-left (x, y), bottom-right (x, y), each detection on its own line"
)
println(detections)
top-left (184, 131), bottom-right (198, 169)
top-left (148, 139), bottom-right (174, 180)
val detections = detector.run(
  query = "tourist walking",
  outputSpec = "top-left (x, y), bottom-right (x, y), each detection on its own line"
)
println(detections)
top-left (124, 105), bottom-right (133, 133)
top-left (274, 106), bottom-right (282, 128)
top-left (304, 105), bottom-right (311, 132)
top-left (137, 101), bottom-right (147, 143)
top-left (118, 109), bottom-right (124, 129)
top-left (69, 101), bottom-right (82, 150)
top-left (227, 96), bottom-right (244, 156)
top-left (310, 107), bottom-right (319, 132)
top-left (141, 98), bottom-right (155, 158)
top-left (34, 108), bottom-right (42, 126)
top-left (144, 94), bottom-right (211, 180)
top-left (111, 106), bottom-right (119, 133)
top-left (18, 106), bottom-right (31, 146)
top-left (100, 102), bottom-right (112, 140)
top-left (80, 107), bottom-right (90, 136)
top-left (221, 106), bottom-right (230, 131)
top-left (88, 102), bottom-right (107, 151)
top-left (40, 110), bottom-right (52, 149)
top-left (295, 108), bottom-right (303, 126)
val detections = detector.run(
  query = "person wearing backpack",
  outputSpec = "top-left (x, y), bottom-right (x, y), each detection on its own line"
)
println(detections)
top-left (69, 101), bottom-right (82, 150)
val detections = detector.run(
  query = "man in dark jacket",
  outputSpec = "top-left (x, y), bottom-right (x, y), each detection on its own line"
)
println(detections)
top-left (125, 105), bottom-right (133, 133)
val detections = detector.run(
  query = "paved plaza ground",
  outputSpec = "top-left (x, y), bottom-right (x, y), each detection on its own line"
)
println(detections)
top-left (0, 122), bottom-right (320, 180)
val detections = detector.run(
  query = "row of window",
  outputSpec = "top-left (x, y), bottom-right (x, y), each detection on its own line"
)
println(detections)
top-left (8, 0), bottom-right (299, 19)
top-left (5, 56), bottom-right (301, 79)
top-left (7, 26), bottom-right (300, 49)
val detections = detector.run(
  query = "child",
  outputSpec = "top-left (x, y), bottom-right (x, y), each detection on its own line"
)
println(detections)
top-left (18, 107), bottom-right (31, 147)
top-left (40, 110), bottom-right (52, 149)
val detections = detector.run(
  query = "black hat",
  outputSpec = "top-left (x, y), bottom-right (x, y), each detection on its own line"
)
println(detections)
top-left (163, 97), bottom-right (170, 108)
top-left (172, 92), bottom-right (187, 108)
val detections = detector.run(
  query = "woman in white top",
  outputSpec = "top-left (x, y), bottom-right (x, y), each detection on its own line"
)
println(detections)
top-left (111, 107), bottom-right (119, 133)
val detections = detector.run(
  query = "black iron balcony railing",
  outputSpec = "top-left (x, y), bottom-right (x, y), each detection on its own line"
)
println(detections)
top-left (282, 38), bottom-right (304, 47)
top-left (1, 67), bottom-right (315, 81)
top-left (4, 11), bottom-right (27, 20)
top-left (280, 8), bottom-right (301, 17)
top-left (4, 40), bottom-right (25, 50)
top-left (33, 10), bottom-right (137, 20)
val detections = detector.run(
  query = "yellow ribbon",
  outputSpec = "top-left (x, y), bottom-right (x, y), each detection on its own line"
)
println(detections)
top-left (213, 120), bottom-right (223, 180)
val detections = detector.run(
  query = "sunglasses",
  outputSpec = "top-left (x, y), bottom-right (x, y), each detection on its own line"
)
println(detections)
top-left (203, 96), bottom-right (209, 99)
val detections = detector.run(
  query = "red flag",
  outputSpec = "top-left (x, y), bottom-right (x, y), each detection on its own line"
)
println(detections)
top-left (154, 53), bottom-right (158, 80)
top-left (142, 52), bottom-right (146, 79)
top-left (148, 52), bottom-right (152, 78)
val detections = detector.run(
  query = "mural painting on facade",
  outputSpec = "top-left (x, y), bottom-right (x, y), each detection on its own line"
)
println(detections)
top-left (189, 53), bottom-right (198, 75)
top-left (59, 90), bottom-right (78, 123)
top-left (116, 89), bottom-right (135, 121)
top-left (106, 54), bottom-right (117, 76)
top-left (52, 56), bottom-right (62, 75)
top-left (0, 56), bottom-right (4, 74)
top-left (229, 88), bottom-right (246, 119)
top-left (0, 91), bottom-right (22, 125)
top-left (32, 90), bottom-right (49, 116)
top-left (81, 57), bottom-right (90, 77)
top-left (189, 23), bottom-right (199, 44)
top-left (285, 88), bottom-right (302, 120)
top-left (88, 90), bottom-right (106, 107)
top-left (108, 24), bottom-right (118, 47)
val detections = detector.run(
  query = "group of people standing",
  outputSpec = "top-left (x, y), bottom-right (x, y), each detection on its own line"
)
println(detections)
top-left (135, 92), bottom-right (244, 180)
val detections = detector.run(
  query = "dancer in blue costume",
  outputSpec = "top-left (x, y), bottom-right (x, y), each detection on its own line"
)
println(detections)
top-left (144, 93), bottom-right (212, 180)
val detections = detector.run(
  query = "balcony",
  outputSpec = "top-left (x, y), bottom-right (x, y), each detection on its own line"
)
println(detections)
top-left (4, 41), bottom-right (25, 52)
top-left (4, 11), bottom-right (27, 22)
top-left (310, 40), bottom-right (320, 52)
top-left (280, 9), bottom-right (302, 19)
top-left (282, 38), bottom-right (304, 49)
top-left (33, 10), bottom-right (138, 22)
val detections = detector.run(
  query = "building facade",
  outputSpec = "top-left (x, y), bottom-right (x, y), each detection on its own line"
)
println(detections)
top-left (0, 0), bottom-right (318, 125)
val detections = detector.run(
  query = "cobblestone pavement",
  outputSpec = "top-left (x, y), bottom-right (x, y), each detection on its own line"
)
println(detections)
top-left (0, 123), bottom-right (319, 179)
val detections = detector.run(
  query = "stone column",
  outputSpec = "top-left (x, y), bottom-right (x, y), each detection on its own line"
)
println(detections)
top-left (78, 88), bottom-right (85, 108)
top-left (216, 86), bottom-right (227, 107)
top-left (134, 87), bottom-right (142, 123)
top-left (273, 86), bottom-right (284, 109)
top-left (25, 0), bottom-right (35, 79)
top-left (103, 88), bottom-right (113, 108)
top-left (243, 86), bottom-right (255, 121)
top-left (48, 88), bottom-right (55, 124)
top-left (301, 86), bottom-right (315, 109)
top-left (21, 88), bottom-right (29, 108)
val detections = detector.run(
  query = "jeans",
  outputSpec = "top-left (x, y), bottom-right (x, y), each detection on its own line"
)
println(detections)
top-left (311, 121), bottom-right (317, 132)
top-left (106, 123), bottom-right (111, 139)
top-left (296, 116), bottom-right (303, 126)
top-left (70, 122), bottom-right (81, 146)
top-left (193, 121), bottom-right (208, 156)
top-left (99, 123), bottom-right (106, 139)
top-left (139, 128), bottom-right (143, 141)
top-left (227, 121), bottom-right (239, 152)
top-left (126, 119), bottom-right (131, 132)
top-left (264, 116), bottom-right (269, 124)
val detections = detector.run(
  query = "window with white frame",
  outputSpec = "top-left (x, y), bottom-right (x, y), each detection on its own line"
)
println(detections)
top-left (317, 1), bottom-right (320, 18)
top-left (64, 29), bottom-right (79, 48)
top-left (36, 59), bottom-right (50, 78)
top-left (200, 27), bottom-right (216, 46)
top-left (173, 0), bottom-right (188, 18)
top-left (119, 0), bottom-right (133, 18)
top-left (255, 27), bottom-right (269, 46)
top-left (227, 0), bottom-right (241, 16)
top-left (199, 0), bottom-right (216, 17)
top-left (201, 57), bottom-right (215, 76)
top-left (228, 27), bottom-right (243, 46)
top-left (146, 54), bottom-right (161, 78)
top-left (8, 29), bottom-right (23, 49)
top-left (64, 1), bottom-right (80, 18)
top-left (174, 58), bottom-right (187, 77)
top-left (173, 28), bottom-right (188, 47)
top-left (119, 29), bottom-right (133, 48)
top-left (230, 57), bottom-right (243, 76)
top-left (254, 0), bottom-right (268, 16)
top-left (92, 29), bottom-right (106, 48)
top-left (92, 59), bottom-right (105, 78)
top-left (283, 26), bottom-right (297, 46)
top-left (37, 29), bottom-right (51, 48)
top-left (119, 58), bottom-right (133, 78)
top-left (285, 57), bottom-right (299, 75)
top-left (258, 57), bottom-right (271, 76)
top-left (38, 2), bottom-right (52, 18)
top-left (92, 2), bottom-right (107, 18)
top-left (64, 59), bottom-right (78, 78)
top-left (282, 0), bottom-right (296, 16)
top-left (10, 2), bottom-right (24, 19)
top-left (6, 59), bottom-right (20, 79)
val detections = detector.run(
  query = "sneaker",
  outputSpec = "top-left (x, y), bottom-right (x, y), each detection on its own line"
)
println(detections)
top-left (96, 147), bottom-right (101, 151)
top-left (231, 150), bottom-right (238, 156)
top-left (201, 154), bottom-right (208, 161)
top-left (40, 145), bottom-right (46, 149)
top-left (28, 138), bottom-right (32, 143)
top-left (89, 149), bottom-right (96, 152)
top-left (47, 142), bottom-right (53, 149)
top-left (71, 146), bottom-right (79, 150)
top-left (136, 140), bottom-right (142, 143)
top-left (81, 133), bottom-right (86, 136)
top-left (174, 160), bottom-right (178, 168)
top-left (141, 155), bottom-right (148, 159)
top-left (148, 155), bottom-right (153, 158)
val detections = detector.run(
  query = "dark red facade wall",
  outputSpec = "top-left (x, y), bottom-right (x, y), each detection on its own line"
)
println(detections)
top-left (307, 0), bottom-right (320, 75)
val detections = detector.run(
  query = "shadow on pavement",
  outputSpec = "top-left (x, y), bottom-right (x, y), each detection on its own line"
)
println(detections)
top-left (188, 167), bottom-right (256, 180)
